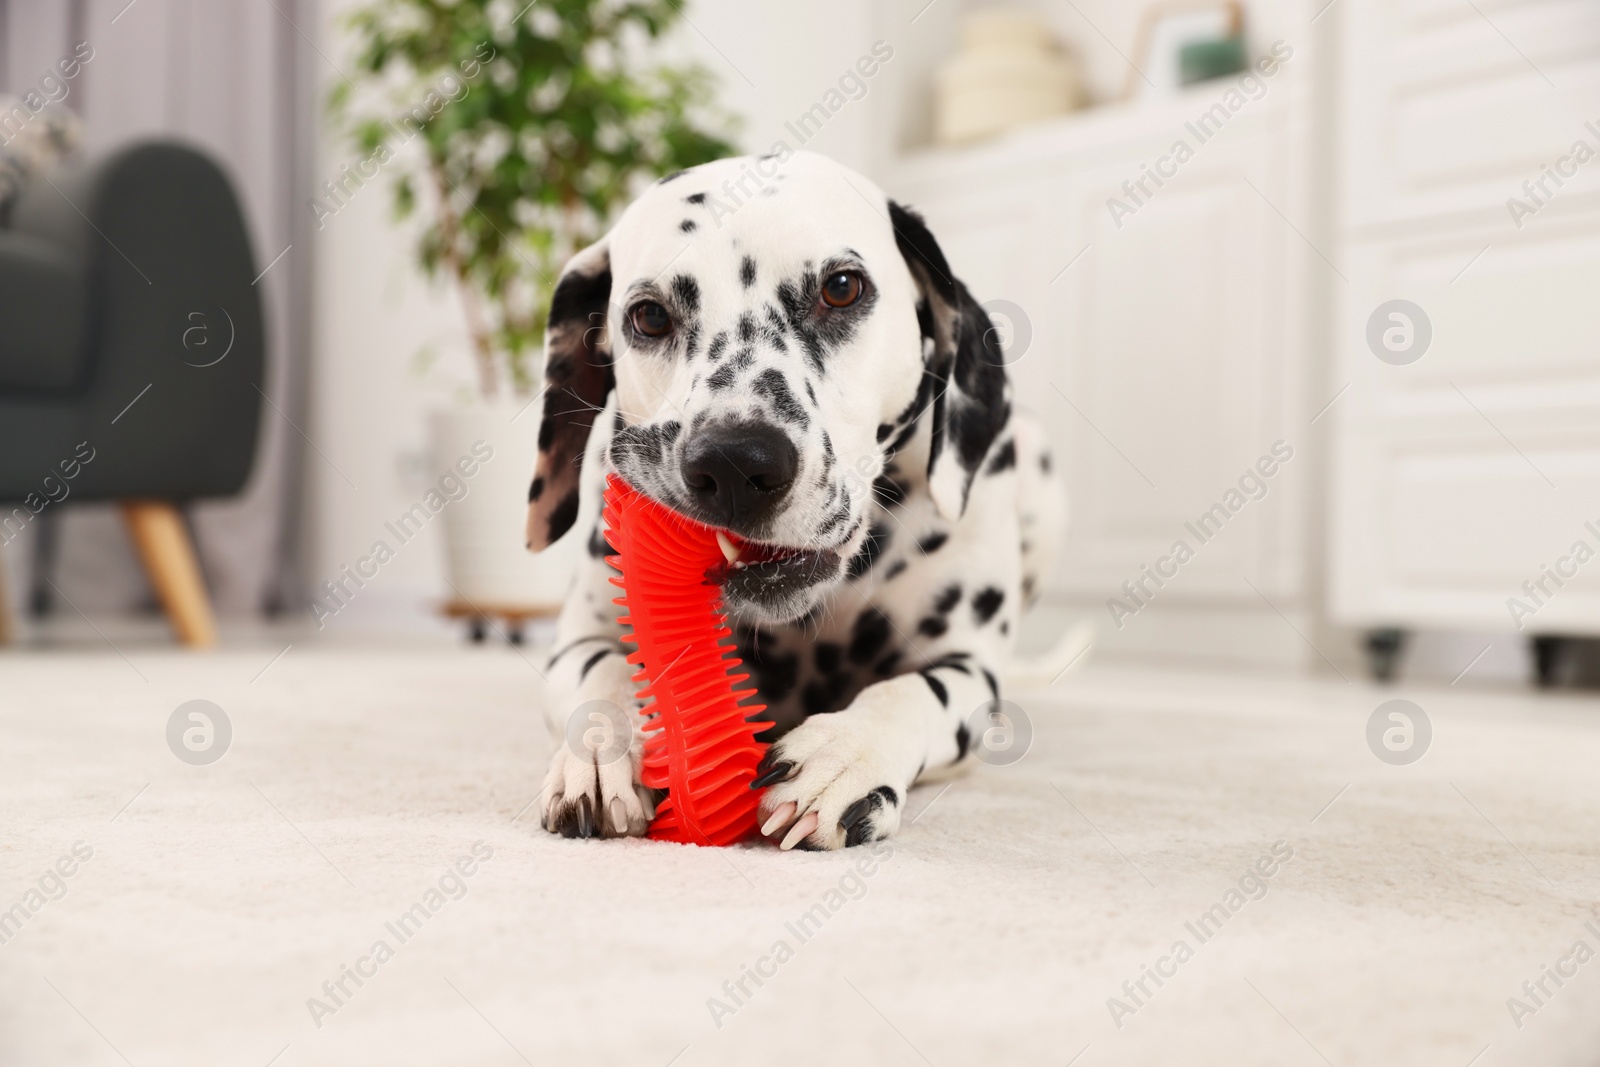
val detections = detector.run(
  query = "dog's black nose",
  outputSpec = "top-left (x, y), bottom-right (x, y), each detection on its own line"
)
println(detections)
top-left (680, 422), bottom-right (798, 529)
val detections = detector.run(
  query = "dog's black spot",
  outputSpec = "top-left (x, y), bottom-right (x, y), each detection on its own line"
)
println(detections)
top-left (1040, 452), bottom-right (1053, 474)
top-left (986, 438), bottom-right (1016, 475)
top-left (815, 641), bottom-right (842, 675)
top-left (748, 650), bottom-right (799, 704)
top-left (872, 785), bottom-right (898, 807)
top-left (587, 524), bottom-right (612, 559)
top-left (775, 273), bottom-right (826, 373)
top-left (918, 615), bottom-right (948, 638)
top-left (848, 608), bottom-right (891, 664)
top-left (877, 423), bottom-right (894, 443)
top-left (873, 472), bottom-right (908, 509)
top-left (613, 420), bottom-right (679, 469)
top-left (547, 488), bottom-right (580, 543)
top-left (883, 560), bottom-right (907, 582)
top-left (1000, 620), bottom-right (1010, 636)
top-left (547, 635), bottom-right (612, 669)
top-left (801, 681), bottom-right (832, 716)
top-left (847, 524), bottom-right (890, 580)
top-left (805, 380), bottom-right (817, 406)
top-left (886, 367), bottom-right (939, 456)
top-left (578, 648), bottom-right (612, 682)
top-left (740, 256), bottom-right (756, 288)
top-left (686, 191), bottom-right (706, 203)
top-left (671, 274), bottom-right (700, 314)
top-left (753, 369), bottom-right (808, 427)
top-left (707, 331), bottom-right (729, 362)
top-left (981, 667), bottom-right (1000, 701)
top-left (738, 312), bottom-right (756, 343)
top-left (934, 584), bottom-right (962, 614)
top-left (659, 170), bottom-right (687, 184)
top-left (730, 345), bottom-right (755, 373)
top-left (706, 362), bottom-right (738, 391)
top-left (528, 476), bottom-right (544, 502)
top-left (762, 306), bottom-right (789, 352)
top-left (875, 650), bottom-right (902, 675)
top-left (679, 219), bottom-right (696, 233)
top-left (955, 722), bottom-right (971, 760)
top-left (817, 497), bottom-right (852, 537)
top-left (930, 652), bottom-right (971, 674)
top-left (921, 671), bottom-right (948, 707)
top-left (972, 587), bottom-right (1004, 624)
top-left (918, 531), bottom-right (949, 554)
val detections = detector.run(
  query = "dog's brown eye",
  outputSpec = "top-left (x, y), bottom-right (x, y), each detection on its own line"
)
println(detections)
top-left (821, 271), bottom-right (863, 308)
top-left (631, 301), bottom-right (672, 337)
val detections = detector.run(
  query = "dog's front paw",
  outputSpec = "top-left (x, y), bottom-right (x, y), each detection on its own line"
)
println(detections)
top-left (539, 705), bottom-right (655, 839)
top-left (751, 713), bottom-right (913, 851)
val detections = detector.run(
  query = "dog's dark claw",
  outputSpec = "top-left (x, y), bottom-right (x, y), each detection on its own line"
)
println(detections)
top-left (557, 804), bottom-right (581, 838)
top-left (845, 817), bottom-right (876, 848)
top-left (839, 795), bottom-right (875, 831)
top-left (750, 760), bottom-right (793, 789)
top-left (577, 794), bottom-right (595, 837)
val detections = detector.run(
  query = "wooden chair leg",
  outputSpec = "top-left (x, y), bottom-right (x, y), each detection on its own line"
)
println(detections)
top-left (120, 501), bottom-right (217, 648)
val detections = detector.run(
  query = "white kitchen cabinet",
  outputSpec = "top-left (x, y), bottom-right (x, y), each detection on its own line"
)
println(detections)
top-left (887, 69), bottom-right (1322, 666)
top-left (1330, 0), bottom-right (1600, 645)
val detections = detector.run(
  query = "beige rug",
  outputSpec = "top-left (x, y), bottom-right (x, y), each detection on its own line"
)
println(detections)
top-left (2, 641), bottom-right (1597, 1066)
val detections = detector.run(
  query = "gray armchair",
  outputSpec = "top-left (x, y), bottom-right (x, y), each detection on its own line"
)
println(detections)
top-left (0, 141), bottom-right (264, 645)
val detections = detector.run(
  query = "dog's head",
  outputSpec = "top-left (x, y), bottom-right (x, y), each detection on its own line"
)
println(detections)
top-left (525, 151), bottom-right (1009, 623)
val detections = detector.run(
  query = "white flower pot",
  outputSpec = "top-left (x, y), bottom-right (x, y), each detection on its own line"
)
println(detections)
top-left (430, 399), bottom-right (579, 613)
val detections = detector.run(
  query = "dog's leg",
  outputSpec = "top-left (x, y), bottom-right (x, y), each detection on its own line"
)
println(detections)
top-left (537, 548), bottom-right (657, 838)
top-left (752, 651), bottom-right (998, 850)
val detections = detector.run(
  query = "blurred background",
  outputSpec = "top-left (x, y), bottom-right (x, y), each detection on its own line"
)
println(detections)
top-left (3, 0), bottom-right (1597, 690)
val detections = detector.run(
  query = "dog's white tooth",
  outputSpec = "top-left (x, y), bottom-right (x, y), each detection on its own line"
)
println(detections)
top-left (716, 530), bottom-right (740, 564)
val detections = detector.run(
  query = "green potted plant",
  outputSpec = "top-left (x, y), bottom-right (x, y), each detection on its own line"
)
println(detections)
top-left (329, 0), bottom-right (733, 626)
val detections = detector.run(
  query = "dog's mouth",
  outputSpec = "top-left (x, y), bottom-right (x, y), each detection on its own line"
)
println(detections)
top-left (704, 530), bottom-right (843, 620)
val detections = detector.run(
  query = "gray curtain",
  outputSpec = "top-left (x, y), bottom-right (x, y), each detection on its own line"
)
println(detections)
top-left (1, 0), bottom-right (311, 618)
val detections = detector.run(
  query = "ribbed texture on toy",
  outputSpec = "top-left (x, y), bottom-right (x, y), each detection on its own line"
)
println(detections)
top-left (602, 473), bottom-right (770, 846)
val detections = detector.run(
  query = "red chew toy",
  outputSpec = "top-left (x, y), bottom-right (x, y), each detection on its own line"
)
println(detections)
top-left (602, 473), bottom-right (770, 846)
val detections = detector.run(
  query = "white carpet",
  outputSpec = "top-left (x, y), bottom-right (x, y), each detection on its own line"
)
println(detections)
top-left (2, 642), bottom-right (1598, 1067)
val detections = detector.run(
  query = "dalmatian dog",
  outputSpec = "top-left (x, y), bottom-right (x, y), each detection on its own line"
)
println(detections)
top-left (527, 151), bottom-right (1063, 850)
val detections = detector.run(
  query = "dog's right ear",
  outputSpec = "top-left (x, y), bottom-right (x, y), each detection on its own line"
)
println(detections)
top-left (888, 200), bottom-right (1010, 522)
top-left (525, 238), bottom-right (613, 552)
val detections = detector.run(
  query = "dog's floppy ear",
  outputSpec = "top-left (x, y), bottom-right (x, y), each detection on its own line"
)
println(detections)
top-left (525, 238), bottom-right (613, 551)
top-left (888, 200), bottom-right (1011, 521)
